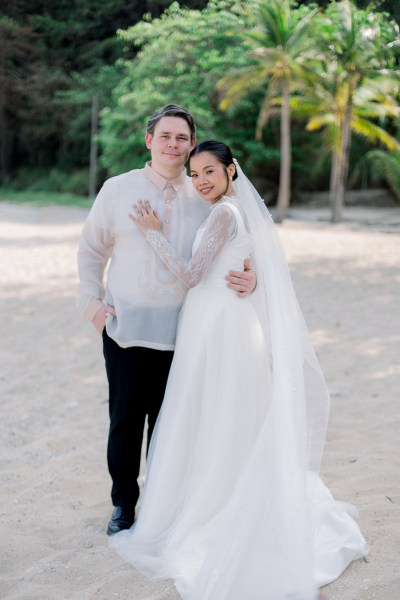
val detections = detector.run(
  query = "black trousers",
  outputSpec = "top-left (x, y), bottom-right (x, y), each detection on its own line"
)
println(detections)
top-left (102, 330), bottom-right (174, 509)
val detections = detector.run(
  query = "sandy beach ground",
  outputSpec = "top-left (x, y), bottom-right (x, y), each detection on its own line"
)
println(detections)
top-left (0, 201), bottom-right (399, 600)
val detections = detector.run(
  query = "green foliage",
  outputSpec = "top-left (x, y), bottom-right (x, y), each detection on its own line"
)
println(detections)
top-left (297, 1), bottom-right (400, 22)
top-left (0, 15), bottom-right (35, 181)
top-left (1, 0), bottom-right (399, 203)
top-left (215, 0), bottom-right (325, 219)
top-left (0, 187), bottom-right (89, 207)
top-left (99, 1), bottom-right (274, 176)
top-left (219, 0), bottom-right (322, 138)
top-left (366, 149), bottom-right (400, 199)
top-left (5, 167), bottom-right (90, 196)
top-left (284, 1), bottom-right (400, 210)
top-left (1, 1), bottom-right (209, 183)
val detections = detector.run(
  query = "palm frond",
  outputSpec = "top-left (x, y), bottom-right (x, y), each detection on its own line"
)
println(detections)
top-left (218, 66), bottom-right (268, 110)
top-left (354, 78), bottom-right (400, 114)
top-left (248, 47), bottom-right (283, 67)
top-left (257, 0), bottom-right (290, 48)
top-left (366, 150), bottom-right (400, 199)
top-left (285, 8), bottom-right (319, 56)
top-left (351, 116), bottom-right (400, 151)
top-left (306, 115), bottom-right (336, 131)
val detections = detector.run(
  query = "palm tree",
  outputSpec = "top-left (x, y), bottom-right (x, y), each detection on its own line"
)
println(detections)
top-left (313, 0), bottom-right (400, 222)
top-left (290, 69), bottom-right (400, 220)
top-left (218, 0), bottom-right (320, 222)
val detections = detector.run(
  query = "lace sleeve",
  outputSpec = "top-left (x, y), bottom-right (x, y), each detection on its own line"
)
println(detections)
top-left (145, 203), bottom-right (237, 288)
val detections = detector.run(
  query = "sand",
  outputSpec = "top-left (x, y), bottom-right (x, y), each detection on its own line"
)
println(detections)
top-left (0, 201), bottom-right (399, 599)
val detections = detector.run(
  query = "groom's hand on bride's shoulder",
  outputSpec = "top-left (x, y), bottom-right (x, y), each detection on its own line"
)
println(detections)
top-left (225, 257), bottom-right (257, 298)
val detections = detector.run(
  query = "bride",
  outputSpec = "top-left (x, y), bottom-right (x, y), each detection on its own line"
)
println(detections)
top-left (109, 140), bottom-right (368, 599)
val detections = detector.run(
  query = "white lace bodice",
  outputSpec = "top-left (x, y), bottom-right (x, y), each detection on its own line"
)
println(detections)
top-left (145, 199), bottom-right (251, 289)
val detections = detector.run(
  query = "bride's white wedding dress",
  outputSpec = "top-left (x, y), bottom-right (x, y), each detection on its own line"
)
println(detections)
top-left (110, 198), bottom-right (368, 600)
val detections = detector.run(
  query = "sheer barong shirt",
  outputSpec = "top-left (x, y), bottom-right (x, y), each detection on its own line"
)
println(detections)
top-left (77, 163), bottom-right (209, 350)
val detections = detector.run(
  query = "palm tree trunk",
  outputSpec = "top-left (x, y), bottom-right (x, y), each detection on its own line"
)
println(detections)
top-left (329, 148), bottom-right (339, 213)
top-left (275, 81), bottom-right (291, 223)
top-left (332, 92), bottom-right (353, 223)
top-left (331, 144), bottom-right (346, 223)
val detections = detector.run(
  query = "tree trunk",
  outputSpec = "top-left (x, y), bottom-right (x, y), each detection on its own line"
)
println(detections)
top-left (331, 143), bottom-right (345, 223)
top-left (331, 90), bottom-right (353, 223)
top-left (88, 93), bottom-right (99, 200)
top-left (275, 82), bottom-right (291, 223)
top-left (329, 148), bottom-right (339, 214)
top-left (0, 79), bottom-right (8, 183)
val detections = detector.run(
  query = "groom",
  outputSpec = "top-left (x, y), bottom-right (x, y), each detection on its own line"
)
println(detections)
top-left (77, 104), bottom-right (256, 535)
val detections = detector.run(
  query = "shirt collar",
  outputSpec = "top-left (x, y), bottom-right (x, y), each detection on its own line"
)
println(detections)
top-left (144, 162), bottom-right (187, 192)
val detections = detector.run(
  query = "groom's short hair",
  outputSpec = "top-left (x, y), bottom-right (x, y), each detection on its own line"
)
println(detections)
top-left (146, 104), bottom-right (196, 140)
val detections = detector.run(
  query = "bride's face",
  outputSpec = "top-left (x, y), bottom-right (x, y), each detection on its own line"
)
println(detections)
top-left (190, 152), bottom-right (235, 204)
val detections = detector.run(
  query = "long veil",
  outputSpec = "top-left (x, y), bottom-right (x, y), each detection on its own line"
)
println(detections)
top-left (232, 159), bottom-right (330, 475)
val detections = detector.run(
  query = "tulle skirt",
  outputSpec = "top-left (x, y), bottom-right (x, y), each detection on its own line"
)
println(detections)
top-left (110, 285), bottom-right (368, 599)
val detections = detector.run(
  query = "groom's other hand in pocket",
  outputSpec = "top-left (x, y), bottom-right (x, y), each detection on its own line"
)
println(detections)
top-left (92, 304), bottom-right (117, 333)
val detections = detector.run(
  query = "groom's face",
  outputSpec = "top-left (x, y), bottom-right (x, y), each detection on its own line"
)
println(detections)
top-left (145, 116), bottom-right (195, 172)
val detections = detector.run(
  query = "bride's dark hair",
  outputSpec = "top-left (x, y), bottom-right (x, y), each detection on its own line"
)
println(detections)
top-left (189, 140), bottom-right (238, 180)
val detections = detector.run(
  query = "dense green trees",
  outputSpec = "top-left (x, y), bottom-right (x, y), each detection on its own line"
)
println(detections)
top-left (1, 0), bottom-right (399, 220)
top-left (0, 16), bottom-right (35, 181)
top-left (99, 1), bottom-right (271, 176)
top-left (0, 0), bottom-right (208, 186)
top-left (100, 0), bottom-right (399, 221)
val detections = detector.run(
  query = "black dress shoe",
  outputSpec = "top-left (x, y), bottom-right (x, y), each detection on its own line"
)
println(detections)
top-left (107, 506), bottom-right (135, 536)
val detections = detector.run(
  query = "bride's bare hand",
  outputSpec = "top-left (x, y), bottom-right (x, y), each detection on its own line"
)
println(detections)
top-left (129, 199), bottom-right (162, 235)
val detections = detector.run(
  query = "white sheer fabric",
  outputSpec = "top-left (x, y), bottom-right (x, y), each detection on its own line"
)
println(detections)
top-left (109, 170), bottom-right (368, 599)
top-left (146, 202), bottom-right (237, 288)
